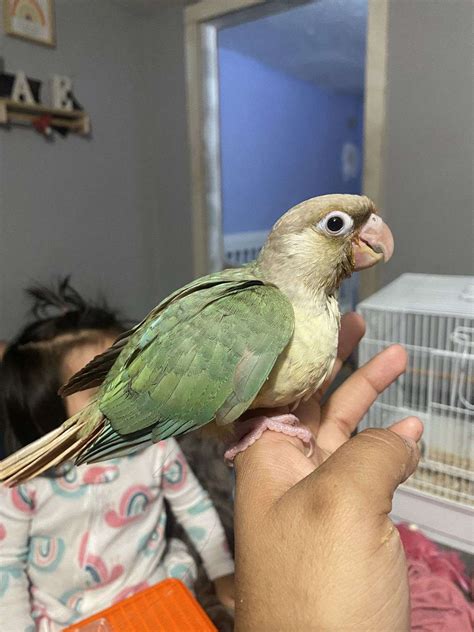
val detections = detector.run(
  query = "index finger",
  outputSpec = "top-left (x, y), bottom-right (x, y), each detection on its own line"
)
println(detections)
top-left (318, 344), bottom-right (408, 452)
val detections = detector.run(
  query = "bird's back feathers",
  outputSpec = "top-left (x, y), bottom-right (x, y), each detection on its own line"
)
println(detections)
top-left (89, 276), bottom-right (294, 453)
top-left (59, 266), bottom-right (259, 398)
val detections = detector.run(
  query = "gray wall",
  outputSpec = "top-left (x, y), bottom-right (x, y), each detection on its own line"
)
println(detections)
top-left (381, 0), bottom-right (473, 284)
top-left (138, 5), bottom-right (193, 303)
top-left (0, 0), bottom-right (193, 339)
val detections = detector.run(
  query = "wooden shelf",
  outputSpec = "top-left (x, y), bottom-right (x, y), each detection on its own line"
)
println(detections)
top-left (0, 98), bottom-right (90, 135)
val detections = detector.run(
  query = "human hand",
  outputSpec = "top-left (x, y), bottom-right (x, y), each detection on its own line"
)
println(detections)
top-left (233, 313), bottom-right (423, 632)
top-left (213, 573), bottom-right (235, 610)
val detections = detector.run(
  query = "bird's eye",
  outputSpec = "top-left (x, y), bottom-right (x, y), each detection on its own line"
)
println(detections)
top-left (318, 211), bottom-right (353, 236)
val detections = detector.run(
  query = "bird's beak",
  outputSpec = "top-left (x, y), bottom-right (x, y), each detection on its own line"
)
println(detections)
top-left (352, 213), bottom-right (394, 270)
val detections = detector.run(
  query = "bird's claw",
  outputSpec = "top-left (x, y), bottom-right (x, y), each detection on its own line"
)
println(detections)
top-left (224, 414), bottom-right (314, 464)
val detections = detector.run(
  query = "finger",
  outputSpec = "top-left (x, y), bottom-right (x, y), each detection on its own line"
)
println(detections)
top-left (320, 312), bottom-right (366, 395)
top-left (293, 427), bottom-right (420, 518)
top-left (318, 344), bottom-right (407, 452)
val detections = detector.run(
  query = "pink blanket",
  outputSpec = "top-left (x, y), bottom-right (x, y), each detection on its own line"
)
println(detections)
top-left (397, 524), bottom-right (473, 631)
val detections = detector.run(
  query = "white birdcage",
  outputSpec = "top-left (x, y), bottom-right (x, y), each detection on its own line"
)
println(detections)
top-left (357, 274), bottom-right (474, 552)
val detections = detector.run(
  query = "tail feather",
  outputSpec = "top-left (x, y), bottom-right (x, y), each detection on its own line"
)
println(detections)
top-left (2, 433), bottom-right (86, 486)
top-left (0, 425), bottom-right (66, 473)
top-left (75, 424), bottom-right (152, 465)
top-left (0, 402), bottom-right (105, 486)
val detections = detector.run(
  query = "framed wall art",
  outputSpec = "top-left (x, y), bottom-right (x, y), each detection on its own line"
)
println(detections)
top-left (3, 0), bottom-right (55, 47)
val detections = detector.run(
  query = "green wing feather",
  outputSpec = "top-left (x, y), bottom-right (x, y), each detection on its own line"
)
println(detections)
top-left (100, 282), bottom-right (294, 437)
top-left (74, 268), bottom-right (294, 463)
top-left (60, 266), bottom-right (257, 397)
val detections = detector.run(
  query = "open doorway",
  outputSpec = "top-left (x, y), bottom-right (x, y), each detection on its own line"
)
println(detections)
top-left (185, 0), bottom-right (384, 307)
top-left (218, 0), bottom-right (367, 311)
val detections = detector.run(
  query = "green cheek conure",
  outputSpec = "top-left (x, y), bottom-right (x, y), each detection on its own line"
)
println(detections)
top-left (0, 194), bottom-right (393, 485)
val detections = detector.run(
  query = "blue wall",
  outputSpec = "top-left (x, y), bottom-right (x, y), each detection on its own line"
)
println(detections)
top-left (218, 47), bottom-right (364, 234)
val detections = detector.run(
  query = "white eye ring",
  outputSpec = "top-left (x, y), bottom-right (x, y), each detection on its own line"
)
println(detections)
top-left (318, 211), bottom-right (354, 236)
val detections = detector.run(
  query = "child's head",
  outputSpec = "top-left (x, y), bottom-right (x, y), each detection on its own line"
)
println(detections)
top-left (0, 278), bottom-right (126, 456)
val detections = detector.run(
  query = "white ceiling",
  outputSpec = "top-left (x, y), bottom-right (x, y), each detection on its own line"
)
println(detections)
top-left (219, 0), bottom-right (368, 95)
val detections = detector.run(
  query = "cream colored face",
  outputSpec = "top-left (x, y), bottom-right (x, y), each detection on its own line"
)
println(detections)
top-left (264, 194), bottom-right (393, 293)
top-left (62, 337), bottom-right (115, 416)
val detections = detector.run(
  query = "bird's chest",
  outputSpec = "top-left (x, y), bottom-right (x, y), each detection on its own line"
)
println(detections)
top-left (253, 296), bottom-right (340, 408)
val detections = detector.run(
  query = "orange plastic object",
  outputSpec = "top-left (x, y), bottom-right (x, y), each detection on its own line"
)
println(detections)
top-left (63, 578), bottom-right (217, 632)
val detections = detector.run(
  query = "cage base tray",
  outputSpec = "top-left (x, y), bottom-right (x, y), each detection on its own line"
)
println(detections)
top-left (391, 485), bottom-right (473, 554)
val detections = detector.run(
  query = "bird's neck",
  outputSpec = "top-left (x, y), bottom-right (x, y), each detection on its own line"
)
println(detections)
top-left (253, 254), bottom-right (334, 313)
top-left (254, 229), bottom-right (353, 305)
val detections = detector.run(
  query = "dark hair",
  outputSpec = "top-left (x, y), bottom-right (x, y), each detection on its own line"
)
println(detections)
top-left (0, 277), bottom-right (126, 456)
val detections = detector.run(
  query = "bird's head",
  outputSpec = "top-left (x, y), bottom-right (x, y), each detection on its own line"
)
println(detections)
top-left (257, 194), bottom-right (394, 297)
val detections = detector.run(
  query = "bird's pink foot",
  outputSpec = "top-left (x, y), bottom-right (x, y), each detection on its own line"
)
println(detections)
top-left (224, 413), bottom-right (314, 463)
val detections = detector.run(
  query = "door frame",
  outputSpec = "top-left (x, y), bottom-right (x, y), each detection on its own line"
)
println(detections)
top-left (184, 0), bottom-right (389, 297)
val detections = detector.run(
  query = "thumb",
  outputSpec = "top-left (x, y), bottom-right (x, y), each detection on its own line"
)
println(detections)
top-left (297, 426), bottom-right (420, 517)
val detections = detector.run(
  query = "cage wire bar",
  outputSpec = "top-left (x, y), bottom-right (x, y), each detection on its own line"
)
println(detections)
top-left (357, 274), bottom-right (474, 549)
